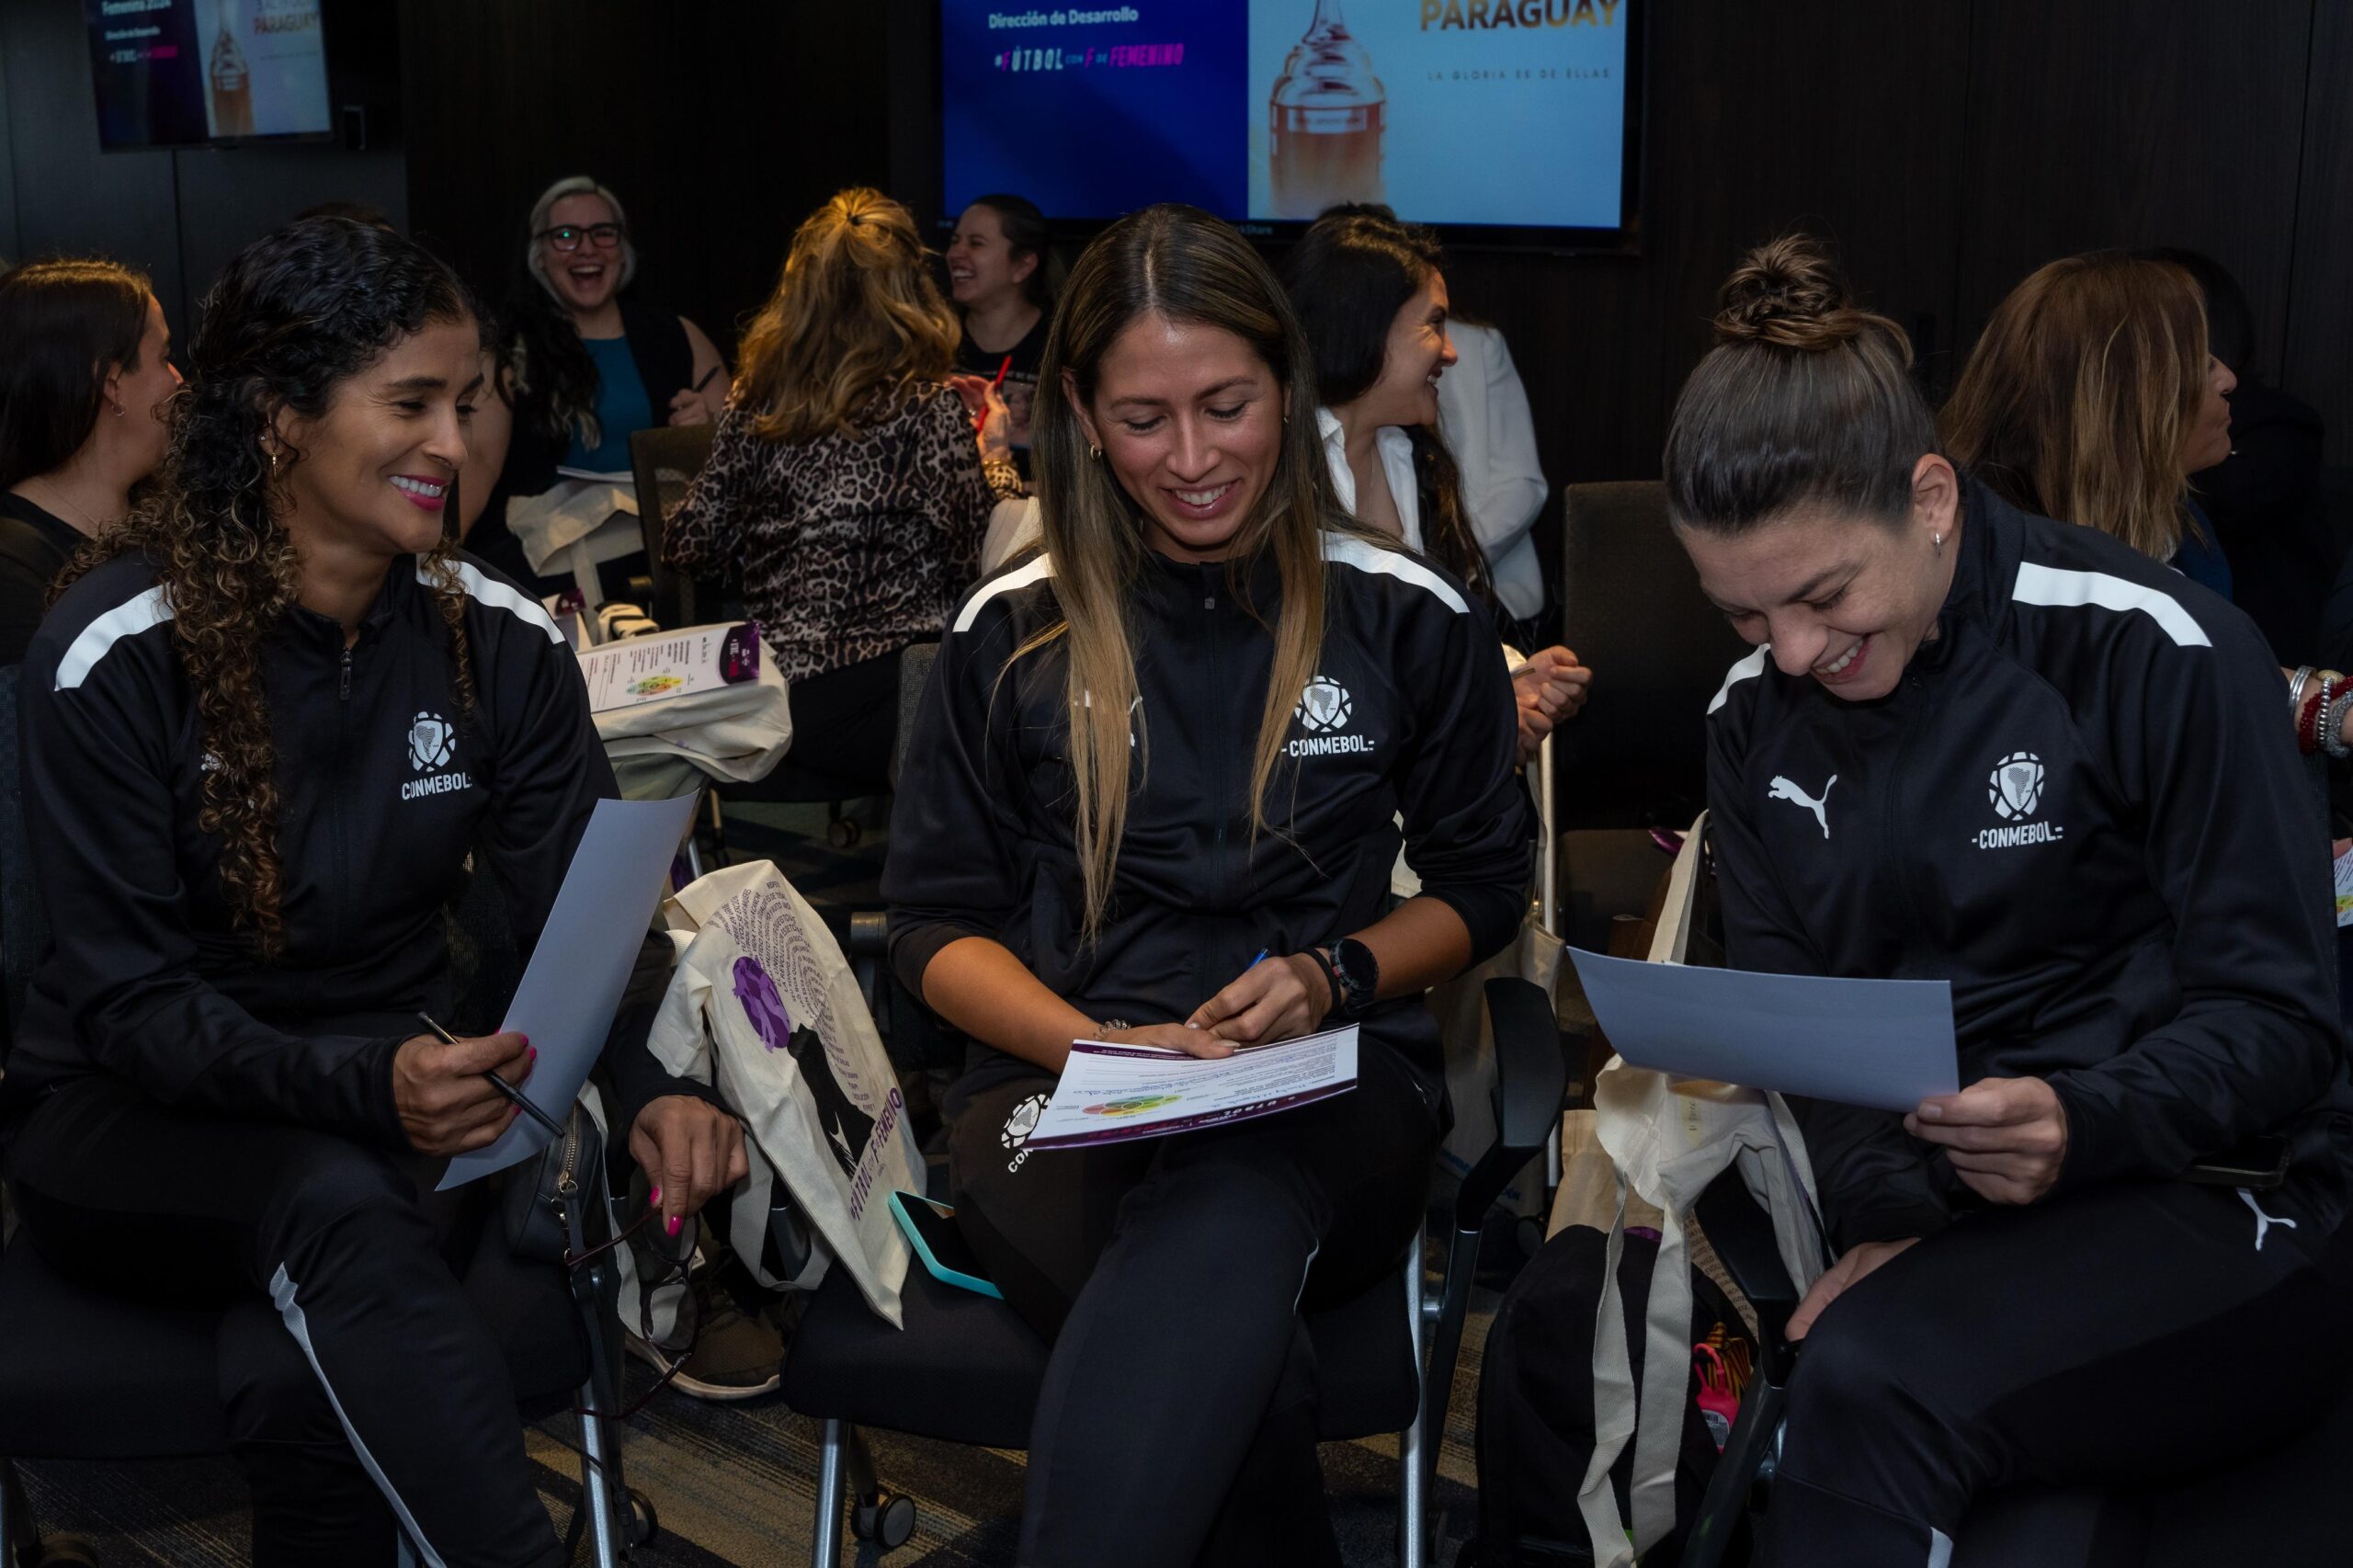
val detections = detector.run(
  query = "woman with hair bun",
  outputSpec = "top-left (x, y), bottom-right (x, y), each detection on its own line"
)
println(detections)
top-left (4, 216), bottom-right (742, 1566)
top-left (1673, 235), bottom-right (2352, 1561)
top-left (0, 257), bottom-right (180, 662)
top-left (665, 187), bottom-right (1022, 791)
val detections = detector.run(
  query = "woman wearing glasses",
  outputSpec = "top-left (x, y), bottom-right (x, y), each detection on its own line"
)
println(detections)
top-left (468, 175), bottom-right (728, 592)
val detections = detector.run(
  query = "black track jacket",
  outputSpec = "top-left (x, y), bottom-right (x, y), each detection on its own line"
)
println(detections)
top-left (6, 551), bottom-right (703, 1146)
top-left (1709, 480), bottom-right (2352, 1252)
top-left (886, 534), bottom-right (1536, 1090)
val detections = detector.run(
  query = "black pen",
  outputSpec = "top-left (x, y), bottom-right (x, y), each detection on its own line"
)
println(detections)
top-left (690, 363), bottom-right (721, 393)
top-left (416, 1012), bottom-right (567, 1140)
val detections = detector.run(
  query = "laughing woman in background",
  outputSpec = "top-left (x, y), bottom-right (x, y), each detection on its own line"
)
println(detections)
top-left (470, 175), bottom-right (729, 592)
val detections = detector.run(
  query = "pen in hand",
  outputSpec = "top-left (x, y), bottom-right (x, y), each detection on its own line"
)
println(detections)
top-left (416, 1012), bottom-right (566, 1140)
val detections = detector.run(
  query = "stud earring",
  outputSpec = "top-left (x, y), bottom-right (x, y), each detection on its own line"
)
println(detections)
top-left (1933, 531), bottom-right (1944, 550)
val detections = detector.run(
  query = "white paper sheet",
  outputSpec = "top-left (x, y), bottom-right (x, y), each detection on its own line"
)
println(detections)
top-left (577, 623), bottom-right (757, 714)
top-left (439, 793), bottom-right (700, 1187)
top-left (1566, 948), bottom-right (1958, 1113)
top-left (1025, 1025), bottom-right (1359, 1150)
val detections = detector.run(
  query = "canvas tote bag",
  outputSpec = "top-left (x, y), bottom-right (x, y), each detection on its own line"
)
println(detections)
top-left (646, 863), bottom-right (923, 1325)
top-left (1574, 812), bottom-right (1829, 1564)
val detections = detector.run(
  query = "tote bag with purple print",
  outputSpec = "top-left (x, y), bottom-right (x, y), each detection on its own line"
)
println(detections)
top-left (648, 862), bottom-right (921, 1325)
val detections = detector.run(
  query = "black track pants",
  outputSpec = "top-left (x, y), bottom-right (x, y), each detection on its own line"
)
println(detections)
top-left (1759, 1165), bottom-right (2353, 1566)
top-left (5, 1075), bottom-right (573, 1568)
top-left (949, 1040), bottom-right (1441, 1568)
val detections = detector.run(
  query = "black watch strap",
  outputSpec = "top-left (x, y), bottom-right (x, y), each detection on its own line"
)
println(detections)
top-left (1327, 937), bottom-right (1380, 1020)
top-left (1302, 946), bottom-right (1343, 1017)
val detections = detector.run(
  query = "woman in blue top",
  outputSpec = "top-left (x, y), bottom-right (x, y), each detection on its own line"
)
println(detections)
top-left (469, 176), bottom-right (729, 595)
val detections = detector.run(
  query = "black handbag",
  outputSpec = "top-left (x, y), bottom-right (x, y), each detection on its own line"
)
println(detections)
top-left (503, 1101), bottom-right (608, 1267)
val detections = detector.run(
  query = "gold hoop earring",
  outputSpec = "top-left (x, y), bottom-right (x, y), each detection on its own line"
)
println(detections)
top-left (1088, 444), bottom-right (1103, 461)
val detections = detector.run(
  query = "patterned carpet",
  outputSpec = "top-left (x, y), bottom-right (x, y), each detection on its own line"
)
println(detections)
top-left (11, 802), bottom-right (1518, 1566)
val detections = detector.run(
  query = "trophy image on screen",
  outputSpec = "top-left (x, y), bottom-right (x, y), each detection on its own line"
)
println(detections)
top-left (208, 0), bottom-right (256, 138)
top-left (1268, 0), bottom-right (1386, 220)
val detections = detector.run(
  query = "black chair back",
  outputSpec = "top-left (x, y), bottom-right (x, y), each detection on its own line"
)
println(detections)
top-left (1555, 482), bottom-right (1750, 830)
top-left (628, 423), bottom-right (721, 630)
top-left (887, 642), bottom-right (939, 790)
top-left (0, 669), bottom-right (45, 1052)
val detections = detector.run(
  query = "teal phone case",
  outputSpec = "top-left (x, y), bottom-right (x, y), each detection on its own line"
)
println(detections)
top-left (887, 1190), bottom-right (1005, 1301)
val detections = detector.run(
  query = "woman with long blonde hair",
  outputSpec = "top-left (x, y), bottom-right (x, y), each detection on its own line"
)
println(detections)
top-left (1942, 251), bottom-right (2237, 596)
top-left (883, 203), bottom-right (1532, 1564)
top-left (665, 187), bottom-right (1019, 790)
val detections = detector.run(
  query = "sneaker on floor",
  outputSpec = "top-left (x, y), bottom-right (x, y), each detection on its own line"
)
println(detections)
top-left (628, 1290), bottom-right (785, 1402)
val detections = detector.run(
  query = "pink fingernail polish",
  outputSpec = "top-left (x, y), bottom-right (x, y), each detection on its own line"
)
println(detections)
top-left (649, 1187), bottom-right (662, 1206)
top-left (666, 1215), bottom-right (682, 1236)
top-left (528, 1047), bottom-right (538, 1063)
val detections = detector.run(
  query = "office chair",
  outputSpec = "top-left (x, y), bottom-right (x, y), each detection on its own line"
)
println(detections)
top-left (782, 975), bottom-right (1565, 1567)
top-left (625, 424), bottom-right (870, 853)
top-left (0, 668), bottom-right (652, 1568)
top-left (786, 636), bottom-right (1570, 1563)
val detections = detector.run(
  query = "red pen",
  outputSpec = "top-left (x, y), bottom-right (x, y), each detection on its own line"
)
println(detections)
top-left (975, 353), bottom-right (1013, 433)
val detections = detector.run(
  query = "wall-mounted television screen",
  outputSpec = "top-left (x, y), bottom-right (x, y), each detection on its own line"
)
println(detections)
top-left (938, 0), bottom-right (1642, 249)
top-left (87, 0), bottom-right (333, 151)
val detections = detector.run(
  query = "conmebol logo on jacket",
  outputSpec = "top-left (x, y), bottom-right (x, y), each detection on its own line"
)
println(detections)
top-left (1976, 750), bottom-right (2062, 849)
top-left (400, 711), bottom-right (472, 801)
top-left (1288, 676), bottom-right (1375, 758)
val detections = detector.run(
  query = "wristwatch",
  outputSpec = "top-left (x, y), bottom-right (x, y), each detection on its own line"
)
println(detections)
top-left (1319, 937), bottom-right (1381, 1021)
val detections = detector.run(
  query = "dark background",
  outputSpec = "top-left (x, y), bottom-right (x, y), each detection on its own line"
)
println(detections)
top-left (3, 0), bottom-right (2347, 491)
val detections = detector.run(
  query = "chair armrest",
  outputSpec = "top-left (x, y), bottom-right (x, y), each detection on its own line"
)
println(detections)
top-left (1449, 977), bottom-right (1568, 1232)
top-left (847, 912), bottom-right (888, 959)
top-left (1691, 1166), bottom-right (1801, 1382)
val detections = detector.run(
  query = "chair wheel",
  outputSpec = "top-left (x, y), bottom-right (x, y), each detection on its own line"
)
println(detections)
top-left (626, 1490), bottom-right (659, 1547)
top-left (826, 818), bottom-right (861, 849)
top-left (851, 1491), bottom-right (915, 1548)
top-left (31, 1538), bottom-right (99, 1568)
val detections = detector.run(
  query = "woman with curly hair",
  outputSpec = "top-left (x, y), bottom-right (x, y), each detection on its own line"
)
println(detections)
top-left (2, 217), bottom-right (744, 1566)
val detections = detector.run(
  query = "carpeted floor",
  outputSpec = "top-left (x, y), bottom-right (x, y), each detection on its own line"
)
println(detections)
top-left (15, 1258), bottom-right (1500, 1567)
top-left (12, 801), bottom-right (1525, 1566)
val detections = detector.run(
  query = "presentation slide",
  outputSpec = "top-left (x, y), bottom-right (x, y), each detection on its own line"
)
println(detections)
top-left (84, 0), bottom-right (329, 149)
top-left (194, 0), bottom-right (331, 140)
top-left (939, 0), bottom-right (1632, 233)
top-left (85, 0), bottom-right (210, 149)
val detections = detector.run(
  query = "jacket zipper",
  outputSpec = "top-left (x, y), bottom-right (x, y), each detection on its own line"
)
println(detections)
top-left (1881, 671), bottom-right (1934, 947)
top-left (1202, 569), bottom-right (1230, 902)
top-left (334, 640), bottom-right (353, 953)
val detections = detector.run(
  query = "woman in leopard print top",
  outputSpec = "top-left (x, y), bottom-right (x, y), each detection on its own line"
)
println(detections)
top-left (665, 188), bottom-right (1022, 789)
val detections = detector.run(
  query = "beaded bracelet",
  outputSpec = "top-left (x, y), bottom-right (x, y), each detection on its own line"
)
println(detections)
top-left (2326, 684), bottom-right (2353, 760)
top-left (2299, 674), bottom-right (2336, 756)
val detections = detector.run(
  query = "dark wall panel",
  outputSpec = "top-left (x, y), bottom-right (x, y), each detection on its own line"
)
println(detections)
top-left (400, 0), bottom-right (892, 357)
top-left (3, 0), bottom-right (406, 338)
top-left (1, 0), bottom-right (186, 324)
top-left (1955, 0), bottom-right (2315, 389)
top-left (1440, 1), bottom-right (1974, 496)
top-left (2287, 2), bottom-right (2353, 461)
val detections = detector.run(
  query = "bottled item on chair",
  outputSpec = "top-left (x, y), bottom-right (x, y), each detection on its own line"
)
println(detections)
top-left (208, 0), bottom-right (255, 138)
top-left (1268, 0), bottom-right (1386, 220)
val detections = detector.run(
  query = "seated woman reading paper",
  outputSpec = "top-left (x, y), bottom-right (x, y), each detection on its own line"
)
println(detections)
top-left (1675, 235), bottom-right (2353, 1564)
top-left (882, 204), bottom-right (1533, 1567)
top-left (2, 219), bottom-right (742, 1568)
